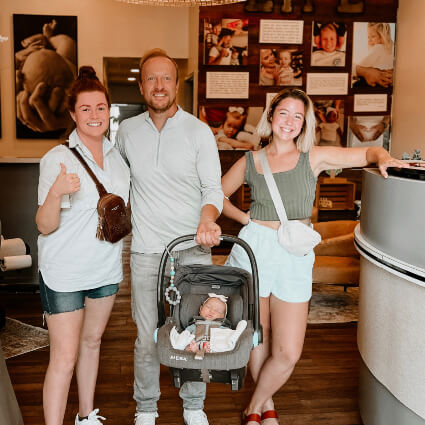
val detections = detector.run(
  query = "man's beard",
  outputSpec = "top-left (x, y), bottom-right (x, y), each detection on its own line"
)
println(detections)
top-left (146, 93), bottom-right (176, 114)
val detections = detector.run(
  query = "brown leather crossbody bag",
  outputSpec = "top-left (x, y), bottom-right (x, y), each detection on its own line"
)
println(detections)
top-left (64, 143), bottom-right (131, 243)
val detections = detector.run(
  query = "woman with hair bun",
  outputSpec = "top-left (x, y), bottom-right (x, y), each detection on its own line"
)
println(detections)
top-left (36, 66), bottom-right (130, 425)
top-left (221, 88), bottom-right (405, 425)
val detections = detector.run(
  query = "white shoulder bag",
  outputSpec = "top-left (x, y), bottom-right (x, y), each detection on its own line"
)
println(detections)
top-left (258, 149), bottom-right (321, 257)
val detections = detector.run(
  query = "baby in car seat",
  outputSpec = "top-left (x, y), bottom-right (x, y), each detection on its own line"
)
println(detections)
top-left (170, 293), bottom-right (247, 359)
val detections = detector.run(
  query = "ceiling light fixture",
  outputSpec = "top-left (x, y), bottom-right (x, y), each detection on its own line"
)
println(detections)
top-left (128, 77), bottom-right (137, 81)
top-left (130, 68), bottom-right (139, 73)
top-left (116, 0), bottom-right (245, 7)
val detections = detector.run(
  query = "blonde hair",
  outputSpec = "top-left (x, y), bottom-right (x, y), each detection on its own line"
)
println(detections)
top-left (256, 88), bottom-right (316, 152)
top-left (139, 48), bottom-right (179, 83)
top-left (320, 22), bottom-right (338, 37)
top-left (368, 22), bottom-right (394, 53)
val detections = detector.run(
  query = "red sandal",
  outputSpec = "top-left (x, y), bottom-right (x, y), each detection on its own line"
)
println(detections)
top-left (241, 412), bottom-right (262, 424)
top-left (261, 410), bottom-right (279, 423)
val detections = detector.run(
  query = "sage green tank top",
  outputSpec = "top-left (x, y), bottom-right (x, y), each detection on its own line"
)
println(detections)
top-left (244, 150), bottom-right (317, 220)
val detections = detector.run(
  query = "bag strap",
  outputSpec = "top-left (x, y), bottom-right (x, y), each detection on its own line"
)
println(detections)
top-left (258, 148), bottom-right (289, 224)
top-left (63, 141), bottom-right (107, 197)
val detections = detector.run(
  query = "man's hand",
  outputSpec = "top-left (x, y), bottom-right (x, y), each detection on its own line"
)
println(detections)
top-left (357, 66), bottom-right (393, 88)
top-left (196, 221), bottom-right (221, 247)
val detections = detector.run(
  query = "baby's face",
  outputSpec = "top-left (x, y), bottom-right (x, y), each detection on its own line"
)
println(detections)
top-left (279, 51), bottom-right (291, 67)
top-left (320, 27), bottom-right (337, 53)
top-left (200, 298), bottom-right (226, 320)
top-left (232, 51), bottom-right (239, 58)
top-left (327, 111), bottom-right (338, 123)
top-left (223, 113), bottom-right (243, 137)
top-left (368, 27), bottom-right (382, 47)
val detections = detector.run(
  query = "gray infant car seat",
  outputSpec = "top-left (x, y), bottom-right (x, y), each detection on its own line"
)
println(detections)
top-left (155, 234), bottom-right (262, 391)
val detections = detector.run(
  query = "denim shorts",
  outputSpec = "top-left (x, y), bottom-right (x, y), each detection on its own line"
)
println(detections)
top-left (39, 273), bottom-right (119, 315)
top-left (226, 220), bottom-right (315, 303)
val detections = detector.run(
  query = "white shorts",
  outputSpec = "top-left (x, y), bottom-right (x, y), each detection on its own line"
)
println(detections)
top-left (226, 220), bottom-right (314, 303)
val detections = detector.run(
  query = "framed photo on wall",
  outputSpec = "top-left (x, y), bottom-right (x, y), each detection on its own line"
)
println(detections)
top-left (199, 105), bottom-right (263, 150)
top-left (13, 14), bottom-right (77, 139)
top-left (351, 22), bottom-right (396, 88)
top-left (259, 49), bottom-right (303, 86)
top-left (313, 99), bottom-right (345, 147)
top-left (347, 115), bottom-right (391, 151)
top-left (204, 18), bottom-right (248, 66)
top-left (311, 21), bottom-right (347, 67)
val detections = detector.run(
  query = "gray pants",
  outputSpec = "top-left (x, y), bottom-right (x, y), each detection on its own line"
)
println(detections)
top-left (131, 245), bottom-right (212, 413)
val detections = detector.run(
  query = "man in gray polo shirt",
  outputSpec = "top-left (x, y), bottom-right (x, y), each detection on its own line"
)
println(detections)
top-left (116, 48), bottom-right (223, 425)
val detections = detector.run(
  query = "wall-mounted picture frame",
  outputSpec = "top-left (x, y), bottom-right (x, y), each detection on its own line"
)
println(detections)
top-left (311, 21), bottom-right (347, 67)
top-left (13, 14), bottom-right (77, 139)
top-left (347, 115), bottom-right (390, 150)
top-left (351, 22), bottom-right (396, 88)
top-left (313, 99), bottom-right (345, 147)
top-left (204, 18), bottom-right (248, 66)
top-left (199, 105), bottom-right (263, 150)
top-left (259, 48), bottom-right (303, 86)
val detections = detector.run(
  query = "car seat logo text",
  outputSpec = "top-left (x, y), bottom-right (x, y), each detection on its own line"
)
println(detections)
top-left (170, 355), bottom-right (188, 361)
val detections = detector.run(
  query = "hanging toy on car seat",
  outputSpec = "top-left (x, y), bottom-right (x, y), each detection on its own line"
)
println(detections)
top-left (164, 255), bottom-right (181, 306)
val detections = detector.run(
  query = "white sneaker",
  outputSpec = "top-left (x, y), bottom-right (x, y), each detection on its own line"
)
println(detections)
top-left (134, 411), bottom-right (159, 425)
top-left (183, 409), bottom-right (209, 425)
top-left (75, 409), bottom-right (106, 425)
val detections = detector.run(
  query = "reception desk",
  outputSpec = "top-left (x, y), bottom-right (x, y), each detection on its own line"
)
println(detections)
top-left (354, 169), bottom-right (425, 425)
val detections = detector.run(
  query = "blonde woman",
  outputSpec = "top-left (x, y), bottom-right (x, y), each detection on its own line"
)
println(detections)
top-left (221, 88), bottom-right (404, 425)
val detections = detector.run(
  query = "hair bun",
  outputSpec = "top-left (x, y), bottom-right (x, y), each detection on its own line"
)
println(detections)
top-left (77, 66), bottom-right (98, 81)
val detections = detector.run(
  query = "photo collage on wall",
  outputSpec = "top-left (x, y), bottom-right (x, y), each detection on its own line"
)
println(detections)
top-left (199, 3), bottom-right (397, 152)
top-left (13, 14), bottom-right (77, 139)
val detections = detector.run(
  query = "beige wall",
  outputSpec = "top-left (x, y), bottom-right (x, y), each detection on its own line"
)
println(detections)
top-left (0, 0), bottom-right (191, 158)
top-left (188, 6), bottom-right (199, 114)
top-left (392, 0), bottom-right (425, 158)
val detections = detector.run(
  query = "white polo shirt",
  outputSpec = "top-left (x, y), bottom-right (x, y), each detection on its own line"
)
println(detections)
top-left (37, 129), bottom-right (130, 292)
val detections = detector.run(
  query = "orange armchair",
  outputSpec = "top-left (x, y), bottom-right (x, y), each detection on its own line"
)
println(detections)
top-left (312, 220), bottom-right (360, 289)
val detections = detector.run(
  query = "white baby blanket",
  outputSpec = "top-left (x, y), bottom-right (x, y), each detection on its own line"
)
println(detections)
top-left (169, 320), bottom-right (248, 352)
